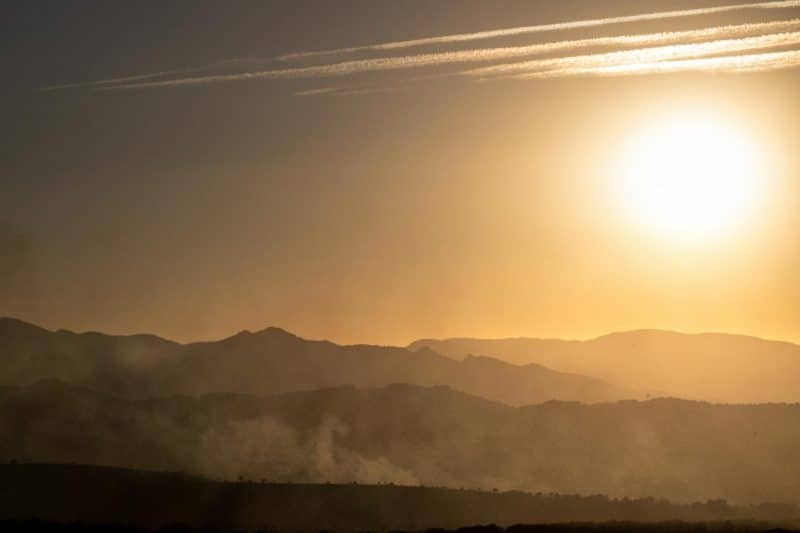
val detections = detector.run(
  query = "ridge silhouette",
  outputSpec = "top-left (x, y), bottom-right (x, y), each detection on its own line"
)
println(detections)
top-left (0, 317), bottom-right (638, 405)
top-left (410, 330), bottom-right (800, 403)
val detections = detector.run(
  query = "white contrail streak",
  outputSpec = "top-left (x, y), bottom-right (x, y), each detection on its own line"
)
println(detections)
top-left (42, 70), bottom-right (196, 91)
top-left (295, 87), bottom-right (341, 96)
top-left (299, 51), bottom-right (800, 95)
top-left (466, 31), bottom-right (800, 78)
top-left (92, 20), bottom-right (800, 90)
top-left (40, 58), bottom-right (266, 92)
top-left (521, 49), bottom-right (800, 77)
top-left (296, 86), bottom-right (398, 97)
top-left (278, 0), bottom-right (800, 61)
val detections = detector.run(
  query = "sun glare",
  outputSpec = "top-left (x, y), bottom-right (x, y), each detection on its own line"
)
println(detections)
top-left (619, 112), bottom-right (765, 243)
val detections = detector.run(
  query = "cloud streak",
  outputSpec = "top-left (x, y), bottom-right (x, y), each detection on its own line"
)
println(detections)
top-left (83, 19), bottom-right (800, 90)
top-left (42, 69), bottom-right (201, 92)
top-left (42, 2), bottom-right (800, 94)
top-left (523, 49), bottom-right (800, 78)
top-left (295, 86), bottom-right (398, 97)
top-left (466, 30), bottom-right (800, 78)
top-left (279, 0), bottom-right (800, 60)
top-left (40, 58), bottom-right (268, 92)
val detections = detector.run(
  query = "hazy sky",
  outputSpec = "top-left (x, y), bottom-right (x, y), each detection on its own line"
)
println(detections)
top-left (3, 0), bottom-right (800, 345)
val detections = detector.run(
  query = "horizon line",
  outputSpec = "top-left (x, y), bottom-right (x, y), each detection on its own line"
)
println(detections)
top-left (3, 315), bottom-right (799, 350)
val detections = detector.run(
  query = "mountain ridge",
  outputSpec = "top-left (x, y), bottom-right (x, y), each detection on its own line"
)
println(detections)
top-left (0, 317), bottom-right (639, 405)
top-left (409, 330), bottom-right (800, 403)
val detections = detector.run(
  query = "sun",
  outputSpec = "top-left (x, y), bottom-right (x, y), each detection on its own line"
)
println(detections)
top-left (618, 112), bottom-right (765, 243)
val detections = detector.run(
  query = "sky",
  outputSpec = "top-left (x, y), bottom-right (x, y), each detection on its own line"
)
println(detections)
top-left (2, 0), bottom-right (800, 345)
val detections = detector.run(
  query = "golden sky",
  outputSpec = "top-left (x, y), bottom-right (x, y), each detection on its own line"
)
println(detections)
top-left (3, 0), bottom-right (800, 345)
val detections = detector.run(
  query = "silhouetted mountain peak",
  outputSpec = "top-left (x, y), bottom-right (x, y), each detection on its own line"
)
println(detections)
top-left (255, 326), bottom-right (302, 339)
top-left (594, 329), bottom-right (693, 343)
top-left (224, 326), bottom-right (303, 343)
top-left (591, 328), bottom-right (800, 348)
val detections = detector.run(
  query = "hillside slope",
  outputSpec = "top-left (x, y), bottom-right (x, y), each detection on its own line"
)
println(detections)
top-left (2, 380), bottom-right (800, 504)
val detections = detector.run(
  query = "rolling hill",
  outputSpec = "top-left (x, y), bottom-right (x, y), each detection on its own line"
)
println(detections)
top-left (2, 380), bottom-right (800, 505)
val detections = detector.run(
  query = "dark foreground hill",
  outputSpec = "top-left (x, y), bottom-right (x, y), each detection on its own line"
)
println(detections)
top-left (2, 381), bottom-right (800, 504)
top-left (1, 464), bottom-right (798, 532)
top-left (0, 317), bottom-right (637, 405)
top-left (410, 330), bottom-right (800, 403)
top-left (2, 522), bottom-right (798, 533)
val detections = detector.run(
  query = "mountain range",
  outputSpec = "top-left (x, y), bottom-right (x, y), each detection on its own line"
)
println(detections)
top-left (0, 317), bottom-right (637, 405)
top-left (5, 317), bottom-right (800, 505)
top-left (410, 330), bottom-right (800, 403)
top-left (7, 316), bottom-right (800, 405)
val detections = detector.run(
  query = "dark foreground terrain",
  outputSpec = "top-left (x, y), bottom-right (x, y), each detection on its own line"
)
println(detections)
top-left (1, 464), bottom-right (798, 532)
top-left (0, 521), bottom-right (798, 533)
top-left (4, 380), bottom-right (800, 504)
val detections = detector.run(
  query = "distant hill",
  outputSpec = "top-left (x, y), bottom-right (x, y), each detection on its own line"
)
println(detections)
top-left (410, 330), bottom-right (800, 403)
top-left (0, 318), bottom-right (179, 397)
top-left (0, 317), bottom-right (639, 405)
top-left (2, 380), bottom-right (800, 505)
top-left (1, 464), bottom-right (798, 532)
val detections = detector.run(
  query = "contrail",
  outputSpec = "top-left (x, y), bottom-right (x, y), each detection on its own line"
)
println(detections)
top-left (522, 49), bottom-right (800, 77)
top-left (89, 20), bottom-right (800, 90)
top-left (40, 58), bottom-right (267, 92)
top-left (278, 0), bottom-right (800, 61)
top-left (466, 31), bottom-right (800, 78)
top-left (295, 87), bottom-right (341, 96)
top-left (41, 69), bottom-right (198, 91)
top-left (296, 86), bottom-right (398, 97)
